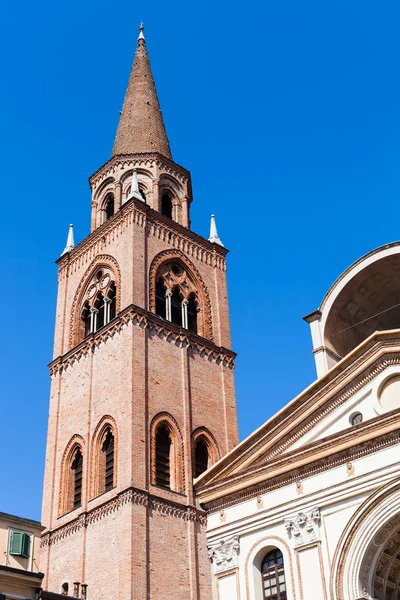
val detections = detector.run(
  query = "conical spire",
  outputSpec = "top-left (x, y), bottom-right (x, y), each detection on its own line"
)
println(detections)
top-left (208, 215), bottom-right (224, 246)
top-left (62, 224), bottom-right (75, 255)
top-left (112, 24), bottom-right (172, 158)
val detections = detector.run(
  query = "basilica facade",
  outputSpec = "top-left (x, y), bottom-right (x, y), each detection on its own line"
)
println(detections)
top-left (40, 25), bottom-right (400, 600)
top-left (196, 243), bottom-right (400, 600)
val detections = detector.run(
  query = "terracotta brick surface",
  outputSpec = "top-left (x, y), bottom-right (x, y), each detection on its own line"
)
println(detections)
top-left (42, 33), bottom-right (238, 598)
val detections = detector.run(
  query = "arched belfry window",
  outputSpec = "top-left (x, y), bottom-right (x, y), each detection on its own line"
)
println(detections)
top-left (171, 287), bottom-right (183, 327)
top-left (161, 193), bottom-right (173, 219)
top-left (187, 294), bottom-right (198, 334)
top-left (153, 261), bottom-right (201, 336)
top-left (156, 278), bottom-right (167, 319)
top-left (76, 267), bottom-right (118, 343)
top-left (261, 549), bottom-right (287, 600)
top-left (194, 438), bottom-right (208, 478)
top-left (104, 193), bottom-right (114, 221)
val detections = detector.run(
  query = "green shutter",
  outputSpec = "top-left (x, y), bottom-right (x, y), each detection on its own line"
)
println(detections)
top-left (9, 531), bottom-right (30, 558)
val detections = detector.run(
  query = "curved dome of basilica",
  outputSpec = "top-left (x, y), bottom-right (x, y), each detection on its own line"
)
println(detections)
top-left (305, 241), bottom-right (400, 376)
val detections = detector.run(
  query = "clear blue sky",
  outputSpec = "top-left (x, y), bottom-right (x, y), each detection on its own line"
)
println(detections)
top-left (2, 0), bottom-right (400, 521)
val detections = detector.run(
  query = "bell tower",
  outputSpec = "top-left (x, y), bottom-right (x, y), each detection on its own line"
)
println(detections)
top-left (41, 25), bottom-right (238, 600)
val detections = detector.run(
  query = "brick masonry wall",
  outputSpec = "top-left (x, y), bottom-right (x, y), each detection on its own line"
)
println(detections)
top-left (42, 199), bottom-right (238, 599)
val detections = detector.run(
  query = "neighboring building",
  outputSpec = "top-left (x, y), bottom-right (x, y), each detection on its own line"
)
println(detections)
top-left (195, 242), bottom-right (400, 600)
top-left (0, 512), bottom-right (44, 599)
top-left (40, 25), bottom-right (238, 600)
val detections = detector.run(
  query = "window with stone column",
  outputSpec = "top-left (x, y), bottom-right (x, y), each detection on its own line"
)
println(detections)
top-left (154, 262), bottom-right (201, 335)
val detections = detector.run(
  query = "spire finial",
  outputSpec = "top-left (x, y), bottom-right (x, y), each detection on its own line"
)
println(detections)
top-left (62, 224), bottom-right (75, 255)
top-left (138, 22), bottom-right (145, 43)
top-left (208, 214), bottom-right (224, 246)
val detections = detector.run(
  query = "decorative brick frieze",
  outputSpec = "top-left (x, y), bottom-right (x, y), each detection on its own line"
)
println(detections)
top-left (57, 197), bottom-right (226, 282)
top-left (49, 302), bottom-right (236, 376)
top-left (41, 486), bottom-right (206, 548)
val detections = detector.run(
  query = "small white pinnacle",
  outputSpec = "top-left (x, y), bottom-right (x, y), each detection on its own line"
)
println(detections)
top-left (138, 22), bottom-right (145, 42)
top-left (208, 214), bottom-right (224, 246)
top-left (62, 224), bottom-right (75, 255)
top-left (127, 169), bottom-right (143, 202)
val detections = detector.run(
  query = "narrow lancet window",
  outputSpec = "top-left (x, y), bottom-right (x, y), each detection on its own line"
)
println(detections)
top-left (155, 426), bottom-right (171, 489)
top-left (72, 448), bottom-right (83, 509)
top-left (102, 429), bottom-right (115, 491)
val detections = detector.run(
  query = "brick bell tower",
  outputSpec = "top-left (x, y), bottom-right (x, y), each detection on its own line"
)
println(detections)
top-left (41, 25), bottom-right (238, 600)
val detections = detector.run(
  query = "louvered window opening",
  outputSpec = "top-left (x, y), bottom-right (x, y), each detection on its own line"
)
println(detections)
top-left (155, 427), bottom-right (171, 489)
top-left (194, 440), bottom-right (208, 478)
top-left (103, 430), bottom-right (115, 491)
top-left (262, 549), bottom-right (287, 600)
top-left (72, 449), bottom-right (83, 509)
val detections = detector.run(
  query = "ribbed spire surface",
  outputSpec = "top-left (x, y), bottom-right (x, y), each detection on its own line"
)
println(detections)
top-left (112, 25), bottom-right (172, 158)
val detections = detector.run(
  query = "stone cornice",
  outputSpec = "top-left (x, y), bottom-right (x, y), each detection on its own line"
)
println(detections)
top-left (196, 330), bottom-right (400, 487)
top-left (56, 197), bottom-right (227, 279)
top-left (49, 302), bottom-right (236, 376)
top-left (198, 416), bottom-right (400, 512)
top-left (40, 485), bottom-right (206, 548)
top-left (88, 153), bottom-right (191, 188)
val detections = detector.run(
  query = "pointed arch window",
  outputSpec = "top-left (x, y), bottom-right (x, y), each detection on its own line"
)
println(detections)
top-left (155, 426), bottom-right (171, 489)
top-left (194, 438), bottom-right (209, 478)
top-left (71, 448), bottom-right (83, 510)
top-left (153, 261), bottom-right (207, 337)
top-left (161, 194), bottom-right (173, 219)
top-left (75, 267), bottom-right (118, 343)
top-left (261, 549), bottom-right (287, 600)
top-left (105, 193), bottom-right (114, 220)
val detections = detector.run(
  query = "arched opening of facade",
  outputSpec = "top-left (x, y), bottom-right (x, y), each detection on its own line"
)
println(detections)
top-left (161, 193), bottom-right (173, 219)
top-left (331, 478), bottom-right (400, 600)
top-left (73, 262), bottom-right (119, 346)
top-left (192, 428), bottom-right (219, 479)
top-left (150, 256), bottom-right (211, 338)
top-left (59, 438), bottom-right (85, 516)
top-left (151, 414), bottom-right (184, 493)
top-left (104, 193), bottom-right (115, 221)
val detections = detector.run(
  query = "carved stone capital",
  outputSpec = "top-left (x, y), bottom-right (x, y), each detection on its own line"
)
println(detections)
top-left (208, 535), bottom-right (240, 573)
top-left (285, 506), bottom-right (321, 548)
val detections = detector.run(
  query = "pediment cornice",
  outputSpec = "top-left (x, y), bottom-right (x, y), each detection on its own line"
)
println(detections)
top-left (195, 330), bottom-right (400, 491)
top-left (197, 411), bottom-right (400, 511)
